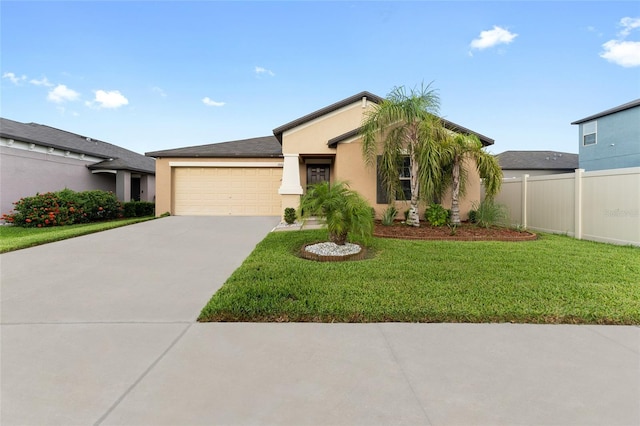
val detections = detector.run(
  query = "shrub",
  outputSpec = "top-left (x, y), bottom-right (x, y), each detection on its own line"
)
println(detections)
top-left (403, 209), bottom-right (410, 221)
top-left (284, 207), bottom-right (297, 224)
top-left (2, 189), bottom-right (122, 227)
top-left (468, 209), bottom-right (478, 223)
top-left (299, 181), bottom-right (373, 245)
top-left (473, 200), bottom-right (509, 228)
top-left (123, 201), bottom-right (155, 218)
top-left (381, 205), bottom-right (398, 226)
top-left (425, 203), bottom-right (449, 226)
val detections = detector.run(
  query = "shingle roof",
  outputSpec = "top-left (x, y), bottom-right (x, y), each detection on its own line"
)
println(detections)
top-left (274, 90), bottom-right (494, 146)
top-left (496, 150), bottom-right (578, 170)
top-left (145, 136), bottom-right (282, 158)
top-left (571, 98), bottom-right (640, 124)
top-left (0, 117), bottom-right (155, 174)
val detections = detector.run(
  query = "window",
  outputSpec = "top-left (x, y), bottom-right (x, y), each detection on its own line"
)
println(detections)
top-left (583, 121), bottom-right (597, 146)
top-left (399, 157), bottom-right (412, 200)
top-left (376, 156), bottom-right (412, 203)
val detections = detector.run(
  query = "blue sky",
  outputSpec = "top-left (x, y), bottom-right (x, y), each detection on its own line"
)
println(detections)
top-left (2, 1), bottom-right (639, 155)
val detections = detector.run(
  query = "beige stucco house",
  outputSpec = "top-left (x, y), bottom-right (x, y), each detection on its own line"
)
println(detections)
top-left (147, 91), bottom-right (494, 219)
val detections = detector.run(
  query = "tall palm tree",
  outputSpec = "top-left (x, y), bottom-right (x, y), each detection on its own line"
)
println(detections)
top-left (360, 84), bottom-right (447, 227)
top-left (299, 181), bottom-right (373, 245)
top-left (442, 133), bottom-right (503, 225)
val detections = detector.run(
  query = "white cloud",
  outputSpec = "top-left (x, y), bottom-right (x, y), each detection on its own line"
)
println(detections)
top-left (255, 66), bottom-right (275, 77)
top-left (618, 17), bottom-right (640, 38)
top-left (600, 17), bottom-right (640, 67)
top-left (87, 90), bottom-right (129, 109)
top-left (600, 40), bottom-right (640, 67)
top-left (202, 97), bottom-right (225, 107)
top-left (152, 86), bottom-right (167, 97)
top-left (2, 72), bottom-right (27, 85)
top-left (30, 77), bottom-right (53, 87)
top-left (470, 26), bottom-right (518, 50)
top-left (47, 84), bottom-right (80, 103)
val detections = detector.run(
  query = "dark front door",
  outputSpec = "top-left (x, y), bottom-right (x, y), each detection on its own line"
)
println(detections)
top-left (307, 165), bottom-right (330, 187)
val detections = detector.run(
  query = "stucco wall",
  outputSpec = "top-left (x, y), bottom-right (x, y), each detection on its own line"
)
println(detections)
top-left (579, 106), bottom-right (640, 171)
top-left (0, 146), bottom-right (115, 215)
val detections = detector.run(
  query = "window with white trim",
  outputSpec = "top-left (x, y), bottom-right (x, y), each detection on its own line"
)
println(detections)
top-left (583, 121), bottom-right (597, 146)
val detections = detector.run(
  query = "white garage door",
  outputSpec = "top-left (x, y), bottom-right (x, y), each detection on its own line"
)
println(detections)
top-left (173, 167), bottom-right (283, 216)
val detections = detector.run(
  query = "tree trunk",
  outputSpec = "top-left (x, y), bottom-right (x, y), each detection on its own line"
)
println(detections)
top-left (330, 231), bottom-right (348, 245)
top-left (407, 149), bottom-right (421, 227)
top-left (451, 157), bottom-right (461, 225)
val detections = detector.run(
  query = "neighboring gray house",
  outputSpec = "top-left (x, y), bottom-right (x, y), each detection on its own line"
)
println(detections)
top-left (0, 117), bottom-right (155, 216)
top-left (496, 150), bottom-right (579, 179)
top-left (571, 99), bottom-right (640, 171)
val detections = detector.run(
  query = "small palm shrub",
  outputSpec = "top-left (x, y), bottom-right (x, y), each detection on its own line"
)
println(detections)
top-left (425, 203), bottom-right (449, 226)
top-left (299, 181), bottom-right (373, 245)
top-left (284, 207), bottom-right (297, 224)
top-left (381, 205), bottom-right (398, 226)
top-left (473, 199), bottom-right (509, 228)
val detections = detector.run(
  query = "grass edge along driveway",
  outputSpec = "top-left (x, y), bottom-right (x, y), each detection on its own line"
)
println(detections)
top-left (199, 230), bottom-right (640, 324)
top-left (0, 217), bottom-right (154, 253)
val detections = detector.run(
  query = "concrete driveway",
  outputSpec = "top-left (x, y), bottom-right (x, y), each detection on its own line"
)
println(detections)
top-left (1, 216), bottom-right (639, 425)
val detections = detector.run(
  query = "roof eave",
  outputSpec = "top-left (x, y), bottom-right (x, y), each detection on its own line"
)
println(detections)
top-left (571, 98), bottom-right (640, 125)
top-left (272, 91), bottom-right (383, 143)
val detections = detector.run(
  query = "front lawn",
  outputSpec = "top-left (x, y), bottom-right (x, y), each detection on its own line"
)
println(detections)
top-left (199, 230), bottom-right (640, 324)
top-left (0, 217), bottom-right (154, 253)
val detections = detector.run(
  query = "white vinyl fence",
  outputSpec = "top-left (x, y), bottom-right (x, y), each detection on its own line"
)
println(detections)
top-left (493, 167), bottom-right (640, 246)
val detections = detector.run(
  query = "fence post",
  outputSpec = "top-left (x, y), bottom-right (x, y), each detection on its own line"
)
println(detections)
top-left (521, 174), bottom-right (529, 228)
top-left (574, 169), bottom-right (584, 240)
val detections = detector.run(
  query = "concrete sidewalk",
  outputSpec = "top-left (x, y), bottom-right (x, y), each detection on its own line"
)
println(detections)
top-left (2, 216), bottom-right (639, 425)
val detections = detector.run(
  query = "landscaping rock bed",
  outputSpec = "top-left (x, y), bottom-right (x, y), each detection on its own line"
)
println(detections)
top-left (301, 242), bottom-right (367, 262)
top-left (373, 221), bottom-right (537, 242)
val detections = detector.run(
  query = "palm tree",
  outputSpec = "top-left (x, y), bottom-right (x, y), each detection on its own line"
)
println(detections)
top-left (360, 84), bottom-right (447, 227)
top-left (442, 133), bottom-right (503, 225)
top-left (299, 181), bottom-right (373, 245)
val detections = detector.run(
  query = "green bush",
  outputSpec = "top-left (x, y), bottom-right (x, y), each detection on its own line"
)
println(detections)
top-left (284, 207), bottom-right (297, 224)
top-left (473, 200), bottom-right (509, 228)
top-left (468, 209), bottom-right (478, 223)
top-left (381, 205), bottom-right (398, 226)
top-left (2, 189), bottom-right (122, 227)
top-left (123, 201), bottom-right (155, 217)
top-left (425, 203), bottom-right (449, 226)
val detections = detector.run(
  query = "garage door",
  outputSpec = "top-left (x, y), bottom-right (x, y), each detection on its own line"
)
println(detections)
top-left (173, 167), bottom-right (283, 216)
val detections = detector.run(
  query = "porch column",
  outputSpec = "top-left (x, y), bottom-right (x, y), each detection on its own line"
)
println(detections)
top-left (279, 154), bottom-right (303, 213)
top-left (116, 170), bottom-right (132, 202)
top-left (278, 154), bottom-right (303, 195)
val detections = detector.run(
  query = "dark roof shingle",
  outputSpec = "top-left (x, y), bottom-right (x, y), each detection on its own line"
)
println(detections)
top-left (0, 117), bottom-right (155, 174)
top-left (496, 150), bottom-right (578, 170)
top-left (145, 136), bottom-right (282, 158)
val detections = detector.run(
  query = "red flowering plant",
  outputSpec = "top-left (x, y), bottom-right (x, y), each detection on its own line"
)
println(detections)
top-left (2, 189), bottom-right (123, 228)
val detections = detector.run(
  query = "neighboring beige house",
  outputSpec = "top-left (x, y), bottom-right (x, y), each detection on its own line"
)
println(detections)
top-left (147, 91), bottom-right (494, 219)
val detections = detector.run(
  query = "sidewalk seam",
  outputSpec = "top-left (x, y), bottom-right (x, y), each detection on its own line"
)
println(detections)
top-left (93, 321), bottom-right (193, 426)
top-left (376, 324), bottom-right (434, 426)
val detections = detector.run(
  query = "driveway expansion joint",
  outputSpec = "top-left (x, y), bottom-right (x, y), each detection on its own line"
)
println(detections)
top-left (376, 323), bottom-right (434, 426)
top-left (93, 322), bottom-right (194, 426)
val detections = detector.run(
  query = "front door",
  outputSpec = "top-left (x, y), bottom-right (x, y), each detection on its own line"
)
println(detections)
top-left (307, 165), bottom-right (330, 187)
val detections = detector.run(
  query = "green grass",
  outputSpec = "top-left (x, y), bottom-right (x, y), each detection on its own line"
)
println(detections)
top-left (199, 230), bottom-right (640, 324)
top-left (0, 217), bottom-right (155, 253)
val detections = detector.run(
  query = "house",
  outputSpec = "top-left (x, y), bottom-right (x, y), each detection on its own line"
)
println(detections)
top-left (571, 99), bottom-right (640, 171)
top-left (496, 150), bottom-right (578, 178)
top-left (0, 117), bottom-right (156, 216)
top-left (147, 91), bottom-right (494, 219)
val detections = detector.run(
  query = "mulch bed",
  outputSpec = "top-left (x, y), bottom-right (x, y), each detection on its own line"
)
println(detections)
top-left (373, 221), bottom-right (537, 242)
